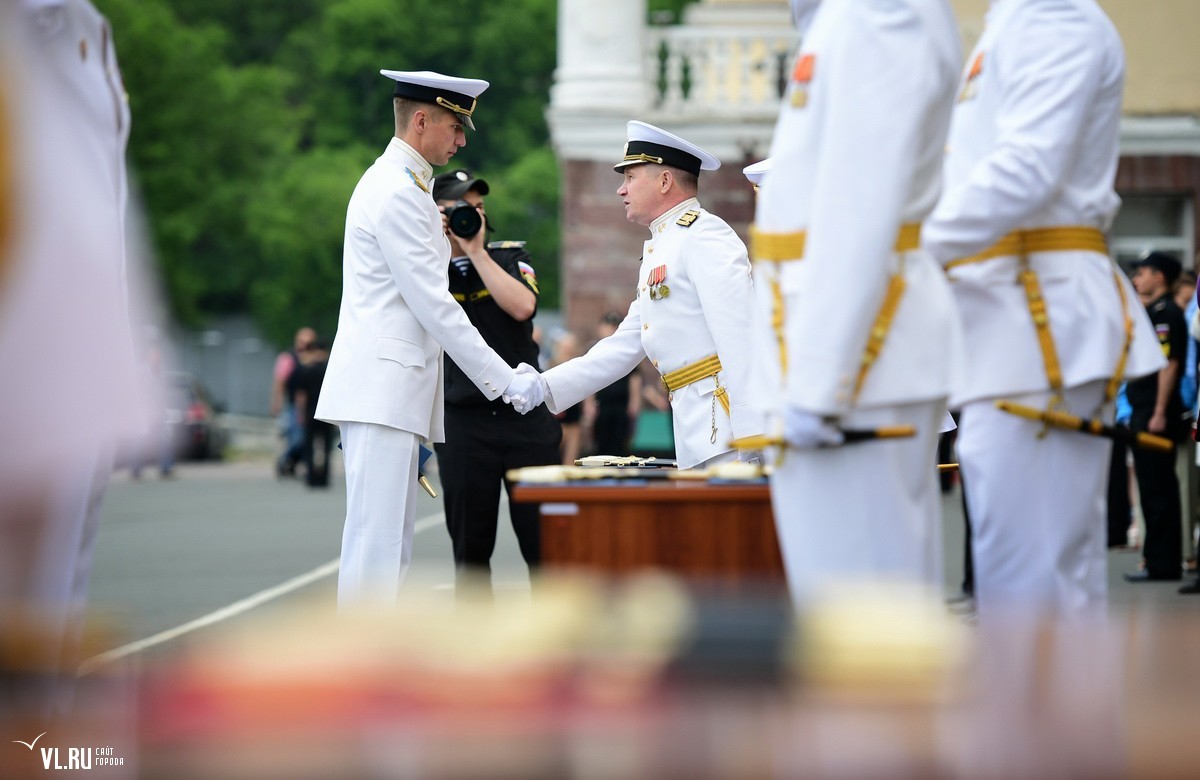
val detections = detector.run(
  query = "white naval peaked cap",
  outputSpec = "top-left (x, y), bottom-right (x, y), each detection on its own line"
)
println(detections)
top-left (615, 120), bottom-right (721, 176)
top-left (742, 158), bottom-right (772, 186)
top-left (380, 69), bottom-right (489, 130)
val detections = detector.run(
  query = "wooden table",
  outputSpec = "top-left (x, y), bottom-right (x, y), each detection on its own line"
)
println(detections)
top-left (511, 479), bottom-right (785, 584)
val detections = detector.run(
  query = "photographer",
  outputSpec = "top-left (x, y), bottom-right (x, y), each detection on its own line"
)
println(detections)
top-left (432, 170), bottom-right (561, 596)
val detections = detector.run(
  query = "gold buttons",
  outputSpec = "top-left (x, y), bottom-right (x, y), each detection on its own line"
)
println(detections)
top-left (643, 322), bottom-right (650, 331)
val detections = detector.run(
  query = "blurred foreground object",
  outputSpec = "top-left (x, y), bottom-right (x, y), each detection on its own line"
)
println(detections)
top-left (0, 0), bottom-right (159, 722)
top-left (127, 577), bottom-right (1200, 779)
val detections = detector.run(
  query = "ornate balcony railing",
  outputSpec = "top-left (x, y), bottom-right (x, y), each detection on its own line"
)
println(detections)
top-left (645, 25), bottom-right (800, 117)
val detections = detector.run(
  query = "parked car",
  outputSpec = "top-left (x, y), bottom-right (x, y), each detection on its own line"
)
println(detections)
top-left (166, 372), bottom-right (227, 460)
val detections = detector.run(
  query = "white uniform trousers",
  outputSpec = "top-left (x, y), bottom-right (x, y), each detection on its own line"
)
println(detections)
top-left (769, 399), bottom-right (945, 603)
top-left (337, 422), bottom-right (419, 608)
top-left (957, 380), bottom-right (1110, 619)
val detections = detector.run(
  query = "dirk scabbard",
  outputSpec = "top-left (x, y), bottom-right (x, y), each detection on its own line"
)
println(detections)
top-left (995, 400), bottom-right (1173, 452)
top-left (730, 425), bottom-right (916, 452)
top-left (418, 474), bottom-right (438, 498)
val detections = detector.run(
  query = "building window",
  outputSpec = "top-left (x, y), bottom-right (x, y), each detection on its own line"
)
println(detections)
top-left (1110, 194), bottom-right (1194, 272)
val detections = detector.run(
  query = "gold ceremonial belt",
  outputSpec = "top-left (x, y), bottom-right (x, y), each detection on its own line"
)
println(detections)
top-left (661, 354), bottom-right (722, 393)
top-left (751, 223), bottom-right (922, 262)
top-left (945, 226), bottom-right (1107, 270)
top-left (452, 289), bottom-right (492, 303)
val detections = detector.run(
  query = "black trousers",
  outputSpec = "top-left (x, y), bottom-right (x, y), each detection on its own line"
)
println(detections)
top-left (1106, 438), bottom-right (1131, 548)
top-left (1132, 441), bottom-right (1183, 578)
top-left (434, 403), bottom-right (561, 586)
top-left (304, 419), bottom-right (335, 487)
top-left (593, 408), bottom-right (633, 455)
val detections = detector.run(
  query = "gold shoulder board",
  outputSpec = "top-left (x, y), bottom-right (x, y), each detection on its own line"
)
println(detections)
top-left (405, 167), bottom-right (430, 194)
top-left (676, 209), bottom-right (700, 227)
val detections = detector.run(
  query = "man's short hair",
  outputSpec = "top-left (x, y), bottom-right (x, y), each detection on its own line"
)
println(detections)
top-left (672, 169), bottom-right (699, 194)
top-left (393, 97), bottom-right (455, 132)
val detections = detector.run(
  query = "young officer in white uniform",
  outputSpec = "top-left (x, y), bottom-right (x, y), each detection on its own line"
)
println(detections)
top-left (316, 71), bottom-right (543, 606)
top-left (922, 0), bottom-right (1163, 619)
top-left (752, 0), bottom-right (964, 600)
top-left (536, 122), bottom-right (763, 470)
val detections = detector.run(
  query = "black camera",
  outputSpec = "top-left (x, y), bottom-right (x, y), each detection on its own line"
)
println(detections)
top-left (443, 200), bottom-right (483, 239)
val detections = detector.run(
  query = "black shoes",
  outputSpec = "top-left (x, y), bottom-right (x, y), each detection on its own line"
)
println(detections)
top-left (1123, 570), bottom-right (1182, 583)
top-left (1179, 579), bottom-right (1200, 594)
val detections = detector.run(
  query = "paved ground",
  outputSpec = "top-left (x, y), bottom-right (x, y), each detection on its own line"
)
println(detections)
top-left (85, 452), bottom-right (1195, 669)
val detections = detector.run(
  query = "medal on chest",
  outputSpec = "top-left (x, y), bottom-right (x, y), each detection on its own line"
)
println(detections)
top-left (646, 264), bottom-right (670, 300)
top-left (958, 52), bottom-right (984, 103)
top-left (789, 53), bottom-right (815, 109)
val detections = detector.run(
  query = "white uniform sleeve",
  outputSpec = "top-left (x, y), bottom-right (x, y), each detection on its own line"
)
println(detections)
top-left (922, 2), bottom-right (1106, 264)
top-left (542, 300), bottom-right (646, 413)
top-left (376, 187), bottom-right (514, 399)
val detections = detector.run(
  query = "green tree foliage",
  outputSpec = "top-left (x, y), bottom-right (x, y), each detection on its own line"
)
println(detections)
top-left (247, 145), bottom-right (376, 344)
top-left (483, 147), bottom-right (562, 309)
top-left (95, 0), bottom-right (561, 347)
top-left (98, 0), bottom-right (301, 327)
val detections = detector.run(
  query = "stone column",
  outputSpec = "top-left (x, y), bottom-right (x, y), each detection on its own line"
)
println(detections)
top-left (551, 0), bottom-right (648, 112)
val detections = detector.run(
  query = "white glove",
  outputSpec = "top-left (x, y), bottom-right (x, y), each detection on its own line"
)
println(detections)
top-left (501, 363), bottom-right (546, 414)
top-left (739, 449), bottom-right (764, 466)
top-left (783, 406), bottom-right (844, 449)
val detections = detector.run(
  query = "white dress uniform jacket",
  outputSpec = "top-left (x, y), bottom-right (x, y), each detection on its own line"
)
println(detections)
top-left (316, 138), bottom-right (515, 440)
top-left (543, 199), bottom-right (763, 469)
top-left (1, 0), bottom-right (143, 475)
top-left (921, 0), bottom-right (1162, 618)
top-left (755, 0), bottom-right (963, 599)
top-left (922, 0), bottom-right (1162, 404)
top-left (755, 0), bottom-right (963, 415)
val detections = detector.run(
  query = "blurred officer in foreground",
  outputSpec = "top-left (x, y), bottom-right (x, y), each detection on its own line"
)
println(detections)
top-left (921, 0), bottom-right (1163, 619)
top-left (431, 169), bottom-right (560, 594)
top-left (0, 0), bottom-right (151, 717)
top-left (530, 121), bottom-right (764, 470)
top-left (315, 71), bottom-right (544, 607)
top-left (752, 0), bottom-right (963, 602)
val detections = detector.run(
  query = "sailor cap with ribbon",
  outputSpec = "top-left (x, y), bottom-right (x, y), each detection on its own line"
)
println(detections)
top-left (742, 158), bottom-right (772, 186)
top-left (614, 120), bottom-right (721, 177)
top-left (380, 70), bottom-right (489, 130)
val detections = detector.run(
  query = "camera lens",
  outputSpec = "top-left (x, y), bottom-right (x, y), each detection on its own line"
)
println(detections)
top-left (447, 200), bottom-right (482, 239)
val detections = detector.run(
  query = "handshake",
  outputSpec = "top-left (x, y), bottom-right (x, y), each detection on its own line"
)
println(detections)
top-left (501, 363), bottom-right (549, 414)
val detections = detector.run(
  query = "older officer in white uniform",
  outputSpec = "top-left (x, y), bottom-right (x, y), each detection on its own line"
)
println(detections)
top-left (536, 122), bottom-right (763, 470)
top-left (922, 0), bottom-right (1163, 619)
top-left (752, 0), bottom-right (964, 601)
top-left (316, 71), bottom-right (543, 606)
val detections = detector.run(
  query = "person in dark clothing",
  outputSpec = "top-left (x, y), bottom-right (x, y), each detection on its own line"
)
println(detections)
top-left (590, 312), bottom-right (643, 455)
top-left (1125, 252), bottom-right (1187, 582)
top-left (1107, 438), bottom-right (1133, 548)
top-left (430, 169), bottom-right (561, 593)
top-left (287, 341), bottom-right (334, 487)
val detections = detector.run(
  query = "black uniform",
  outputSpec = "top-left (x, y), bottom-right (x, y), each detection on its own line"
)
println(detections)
top-left (434, 241), bottom-right (561, 587)
top-left (1126, 292), bottom-right (1187, 579)
top-left (286, 355), bottom-right (333, 487)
